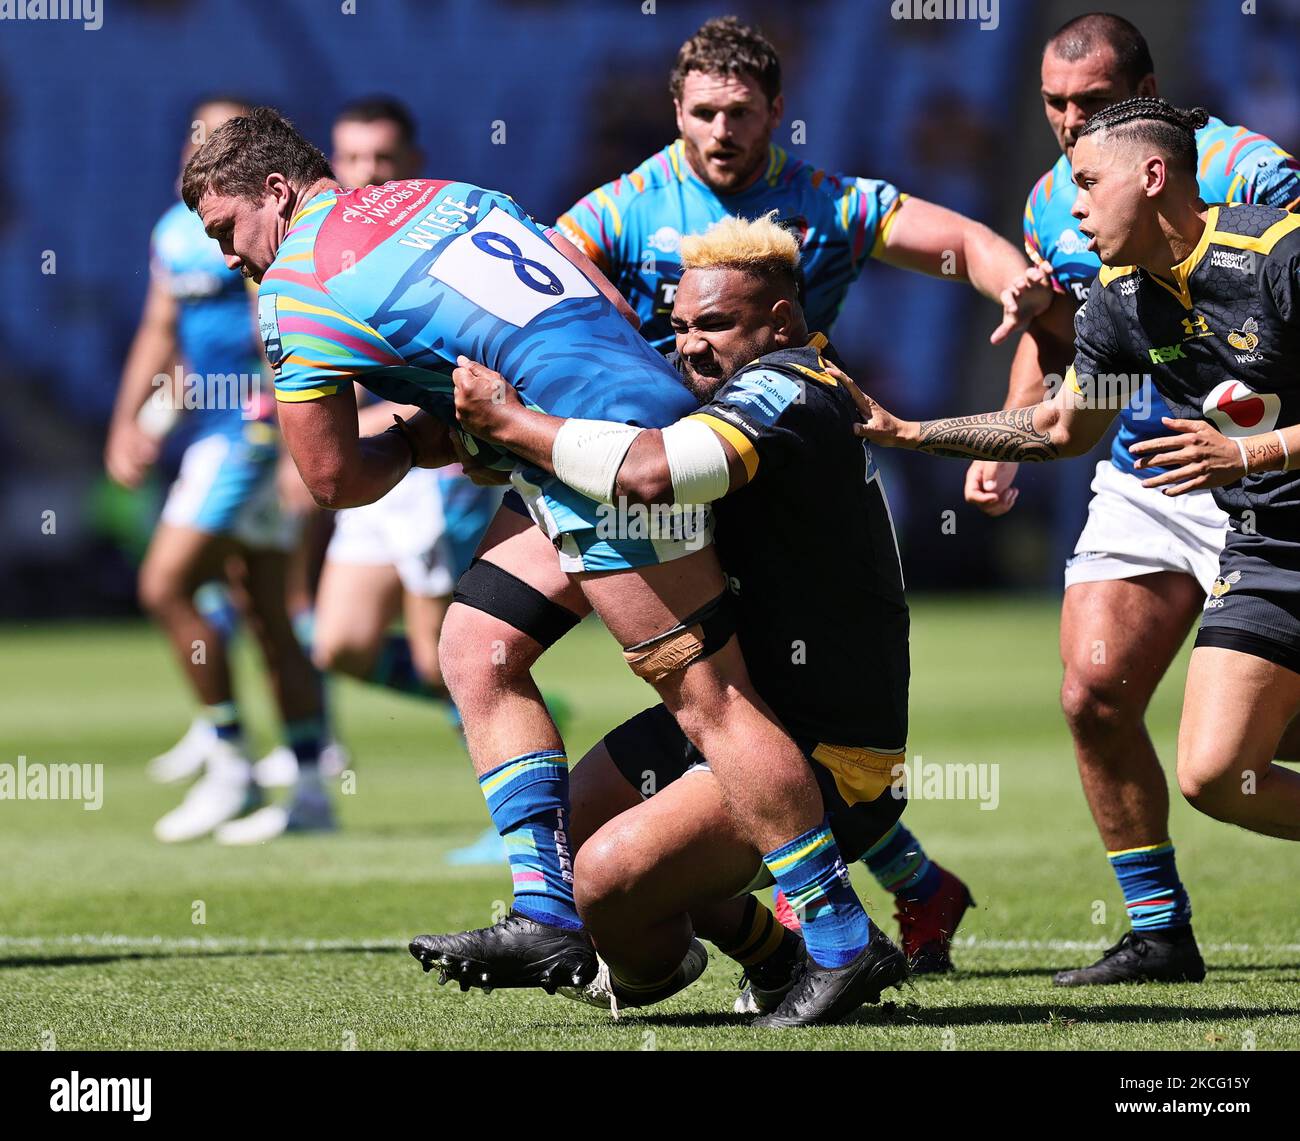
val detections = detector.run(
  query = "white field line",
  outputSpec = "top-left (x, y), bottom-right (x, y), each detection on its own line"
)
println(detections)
top-left (0, 933), bottom-right (1297, 954)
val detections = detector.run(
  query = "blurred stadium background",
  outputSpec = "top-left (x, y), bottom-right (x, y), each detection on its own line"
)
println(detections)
top-left (2, 0), bottom-right (1296, 616)
top-left (0, 0), bottom-right (1298, 1052)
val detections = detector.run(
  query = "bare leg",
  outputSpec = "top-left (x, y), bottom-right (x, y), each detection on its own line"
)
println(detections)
top-left (1059, 573), bottom-right (1203, 851)
top-left (1178, 647), bottom-right (1300, 839)
top-left (138, 523), bottom-right (240, 706)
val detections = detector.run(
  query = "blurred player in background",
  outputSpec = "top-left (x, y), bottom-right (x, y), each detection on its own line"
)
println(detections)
top-left (556, 14), bottom-right (1052, 971)
top-left (104, 97), bottom-right (331, 843)
top-left (963, 13), bottom-right (1300, 986)
top-left (247, 97), bottom-right (505, 818)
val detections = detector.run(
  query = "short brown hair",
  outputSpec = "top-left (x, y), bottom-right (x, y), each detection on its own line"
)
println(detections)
top-left (669, 16), bottom-right (781, 105)
top-left (181, 106), bottom-right (333, 212)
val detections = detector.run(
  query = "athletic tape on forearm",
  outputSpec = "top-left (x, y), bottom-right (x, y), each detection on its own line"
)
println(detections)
top-left (551, 419), bottom-right (643, 504)
top-left (662, 418), bottom-right (730, 504)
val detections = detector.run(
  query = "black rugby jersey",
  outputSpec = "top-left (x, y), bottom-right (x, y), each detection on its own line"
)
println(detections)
top-left (672, 336), bottom-right (910, 748)
top-left (1070, 203), bottom-right (1300, 523)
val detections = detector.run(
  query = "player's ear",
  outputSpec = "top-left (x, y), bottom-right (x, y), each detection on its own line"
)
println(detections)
top-left (673, 99), bottom-right (685, 137)
top-left (266, 173), bottom-right (294, 216)
top-left (1143, 155), bottom-right (1167, 198)
top-left (1136, 74), bottom-right (1157, 99)
top-left (771, 297), bottom-right (796, 344)
top-left (769, 92), bottom-right (784, 126)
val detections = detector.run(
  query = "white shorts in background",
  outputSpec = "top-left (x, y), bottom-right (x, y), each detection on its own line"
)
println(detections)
top-left (161, 426), bottom-right (298, 552)
top-left (1064, 459), bottom-right (1229, 596)
top-left (325, 467), bottom-right (454, 597)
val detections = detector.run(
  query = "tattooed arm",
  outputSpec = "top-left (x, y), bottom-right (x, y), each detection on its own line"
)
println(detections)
top-left (825, 363), bottom-right (1117, 462)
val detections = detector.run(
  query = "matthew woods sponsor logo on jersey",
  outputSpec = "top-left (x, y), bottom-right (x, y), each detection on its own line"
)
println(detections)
top-left (0, 0), bottom-right (101, 31)
top-left (595, 498), bottom-right (711, 551)
top-left (150, 367), bottom-right (265, 419)
top-left (1045, 370), bottom-right (1152, 421)
top-left (0, 756), bottom-right (103, 810)
top-left (50, 1072), bottom-right (150, 1121)
top-left (890, 0), bottom-right (998, 30)
top-left (889, 755), bottom-right (999, 811)
top-left (339, 180), bottom-right (433, 229)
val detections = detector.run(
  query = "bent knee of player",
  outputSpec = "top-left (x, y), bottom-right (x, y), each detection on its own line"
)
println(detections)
top-left (137, 563), bottom-right (188, 617)
top-left (1176, 748), bottom-right (1243, 815)
top-left (1059, 669), bottom-right (1140, 739)
top-left (310, 636), bottom-right (374, 679)
top-left (437, 603), bottom-right (537, 705)
top-left (573, 824), bottom-right (649, 925)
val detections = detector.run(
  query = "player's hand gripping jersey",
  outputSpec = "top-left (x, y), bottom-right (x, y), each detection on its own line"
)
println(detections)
top-left (558, 141), bottom-right (906, 349)
top-left (1024, 116), bottom-right (1300, 477)
top-left (260, 179), bottom-right (701, 570)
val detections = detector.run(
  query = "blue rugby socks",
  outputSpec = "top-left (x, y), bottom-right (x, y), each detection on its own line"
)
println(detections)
top-left (764, 822), bottom-right (871, 968)
top-left (1108, 841), bottom-right (1192, 933)
top-left (479, 751), bottom-right (581, 931)
top-left (863, 822), bottom-right (941, 903)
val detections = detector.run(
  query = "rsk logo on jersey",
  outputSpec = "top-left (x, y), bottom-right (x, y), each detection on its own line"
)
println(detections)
top-left (1202, 379), bottom-right (1280, 436)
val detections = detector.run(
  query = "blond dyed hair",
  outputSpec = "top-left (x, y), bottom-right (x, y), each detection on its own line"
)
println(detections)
top-left (679, 212), bottom-right (801, 282)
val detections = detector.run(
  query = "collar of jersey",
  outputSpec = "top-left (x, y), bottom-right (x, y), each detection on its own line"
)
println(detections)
top-left (1144, 205), bottom-right (1219, 309)
top-left (288, 189), bottom-right (339, 229)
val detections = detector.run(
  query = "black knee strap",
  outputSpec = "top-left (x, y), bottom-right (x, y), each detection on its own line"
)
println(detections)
top-left (452, 558), bottom-right (581, 648)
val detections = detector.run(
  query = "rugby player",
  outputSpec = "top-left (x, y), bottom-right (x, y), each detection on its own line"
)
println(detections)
top-left (449, 214), bottom-right (912, 1027)
top-left (856, 99), bottom-right (1300, 859)
top-left (104, 97), bottom-right (330, 842)
top-left (182, 107), bottom-right (889, 992)
top-left (962, 13), bottom-right (1300, 985)
top-left (557, 14), bottom-right (1055, 970)
top-left (222, 97), bottom-right (506, 840)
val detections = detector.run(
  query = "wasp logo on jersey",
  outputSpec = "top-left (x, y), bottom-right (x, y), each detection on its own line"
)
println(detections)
top-left (1202, 379), bottom-right (1281, 435)
top-left (1228, 316), bottom-right (1264, 363)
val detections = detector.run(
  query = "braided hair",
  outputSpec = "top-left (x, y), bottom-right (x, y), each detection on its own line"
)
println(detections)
top-left (1078, 97), bottom-right (1209, 177)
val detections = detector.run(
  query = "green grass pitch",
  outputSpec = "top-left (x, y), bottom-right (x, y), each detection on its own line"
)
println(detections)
top-left (1, 597), bottom-right (1296, 1051)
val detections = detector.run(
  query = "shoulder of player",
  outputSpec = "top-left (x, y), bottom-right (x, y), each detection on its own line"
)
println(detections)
top-left (1207, 201), bottom-right (1300, 252)
top-left (708, 345), bottom-right (843, 424)
top-left (1197, 116), bottom-right (1287, 173)
top-left (1025, 153), bottom-right (1073, 215)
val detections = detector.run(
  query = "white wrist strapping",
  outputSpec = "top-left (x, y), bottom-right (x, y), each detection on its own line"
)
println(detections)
top-left (551, 419), bottom-right (643, 504)
top-left (1275, 429), bottom-right (1291, 471)
top-left (1234, 437), bottom-right (1250, 473)
top-left (662, 418), bottom-right (731, 505)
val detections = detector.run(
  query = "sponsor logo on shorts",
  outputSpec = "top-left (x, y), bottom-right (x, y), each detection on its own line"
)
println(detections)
top-left (1205, 569), bottom-right (1241, 610)
top-left (1202, 379), bottom-right (1280, 435)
